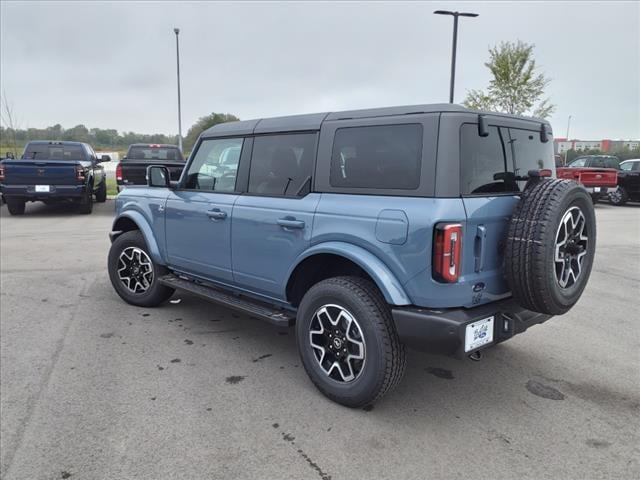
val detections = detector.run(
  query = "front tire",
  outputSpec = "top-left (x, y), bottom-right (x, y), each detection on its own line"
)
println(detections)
top-left (108, 230), bottom-right (174, 307)
top-left (6, 197), bottom-right (25, 216)
top-left (296, 276), bottom-right (406, 408)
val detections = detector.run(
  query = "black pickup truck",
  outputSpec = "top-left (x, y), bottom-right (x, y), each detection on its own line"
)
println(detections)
top-left (116, 144), bottom-right (185, 192)
top-left (0, 141), bottom-right (108, 215)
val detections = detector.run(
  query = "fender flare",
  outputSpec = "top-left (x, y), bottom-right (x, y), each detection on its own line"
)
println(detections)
top-left (288, 241), bottom-right (412, 306)
top-left (111, 210), bottom-right (164, 265)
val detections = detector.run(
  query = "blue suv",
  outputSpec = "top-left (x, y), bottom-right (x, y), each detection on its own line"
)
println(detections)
top-left (107, 104), bottom-right (596, 407)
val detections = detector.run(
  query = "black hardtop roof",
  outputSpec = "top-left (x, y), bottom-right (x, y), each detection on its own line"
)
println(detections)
top-left (201, 103), bottom-right (549, 138)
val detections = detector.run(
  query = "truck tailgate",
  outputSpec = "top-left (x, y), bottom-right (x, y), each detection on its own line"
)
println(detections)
top-left (2, 160), bottom-right (78, 185)
top-left (556, 167), bottom-right (618, 187)
top-left (120, 161), bottom-right (185, 186)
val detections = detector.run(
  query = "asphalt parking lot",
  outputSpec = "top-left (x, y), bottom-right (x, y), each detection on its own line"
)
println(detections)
top-left (1, 200), bottom-right (638, 480)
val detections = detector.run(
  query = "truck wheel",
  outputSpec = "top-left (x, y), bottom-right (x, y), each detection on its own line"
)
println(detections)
top-left (296, 276), bottom-right (406, 407)
top-left (78, 188), bottom-right (93, 214)
top-left (505, 179), bottom-right (596, 315)
top-left (108, 230), bottom-right (174, 307)
top-left (95, 180), bottom-right (107, 203)
top-left (6, 197), bottom-right (25, 216)
top-left (608, 187), bottom-right (628, 206)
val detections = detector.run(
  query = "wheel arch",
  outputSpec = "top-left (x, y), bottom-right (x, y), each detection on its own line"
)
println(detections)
top-left (110, 211), bottom-right (164, 265)
top-left (285, 242), bottom-right (411, 307)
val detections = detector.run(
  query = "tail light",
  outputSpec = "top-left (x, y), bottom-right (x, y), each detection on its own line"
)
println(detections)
top-left (0, 165), bottom-right (4, 182)
top-left (116, 163), bottom-right (123, 182)
top-left (76, 165), bottom-right (86, 181)
top-left (433, 223), bottom-right (463, 283)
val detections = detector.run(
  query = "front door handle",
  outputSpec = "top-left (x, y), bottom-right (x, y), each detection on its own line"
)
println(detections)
top-left (207, 209), bottom-right (227, 220)
top-left (277, 217), bottom-right (305, 230)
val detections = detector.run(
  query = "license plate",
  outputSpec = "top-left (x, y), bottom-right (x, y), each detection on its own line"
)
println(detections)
top-left (593, 187), bottom-right (601, 193)
top-left (465, 316), bottom-right (494, 352)
top-left (35, 185), bottom-right (50, 193)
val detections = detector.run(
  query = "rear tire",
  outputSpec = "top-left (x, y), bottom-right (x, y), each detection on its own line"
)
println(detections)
top-left (505, 179), bottom-right (596, 315)
top-left (608, 187), bottom-right (628, 206)
top-left (78, 187), bottom-right (93, 214)
top-left (95, 180), bottom-right (107, 203)
top-left (108, 230), bottom-right (174, 307)
top-left (296, 276), bottom-right (406, 407)
top-left (6, 197), bottom-right (25, 216)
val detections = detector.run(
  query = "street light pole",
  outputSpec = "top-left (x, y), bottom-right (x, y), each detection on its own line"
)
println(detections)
top-left (174, 28), bottom-right (183, 152)
top-left (564, 115), bottom-right (572, 165)
top-left (434, 10), bottom-right (478, 104)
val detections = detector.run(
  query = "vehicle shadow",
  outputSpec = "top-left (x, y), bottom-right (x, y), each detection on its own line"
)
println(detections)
top-left (0, 199), bottom-right (115, 218)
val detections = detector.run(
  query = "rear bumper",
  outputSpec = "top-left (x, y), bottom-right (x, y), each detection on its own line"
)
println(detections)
top-left (392, 298), bottom-right (552, 358)
top-left (0, 184), bottom-right (86, 198)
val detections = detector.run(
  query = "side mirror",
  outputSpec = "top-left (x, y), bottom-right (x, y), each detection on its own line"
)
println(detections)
top-left (147, 165), bottom-right (170, 188)
top-left (5, 151), bottom-right (15, 159)
top-left (100, 154), bottom-right (111, 163)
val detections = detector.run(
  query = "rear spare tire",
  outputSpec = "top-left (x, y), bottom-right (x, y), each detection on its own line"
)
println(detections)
top-left (505, 179), bottom-right (596, 315)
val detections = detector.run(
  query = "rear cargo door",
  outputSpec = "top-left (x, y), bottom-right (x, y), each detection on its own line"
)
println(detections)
top-left (459, 121), bottom-right (555, 302)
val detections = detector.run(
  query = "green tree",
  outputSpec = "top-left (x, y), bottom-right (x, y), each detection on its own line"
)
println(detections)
top-left (184, 112), bottom-right (239, 151)
top-left (464, 40), bottom-right (555, 119)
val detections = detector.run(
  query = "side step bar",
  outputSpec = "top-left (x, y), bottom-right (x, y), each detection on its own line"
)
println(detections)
top-left (159, 274), bottom-right (295, 327)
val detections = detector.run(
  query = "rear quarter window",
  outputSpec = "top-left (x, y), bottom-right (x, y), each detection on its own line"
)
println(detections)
top-left (330, 124), bottom-right (422, 190)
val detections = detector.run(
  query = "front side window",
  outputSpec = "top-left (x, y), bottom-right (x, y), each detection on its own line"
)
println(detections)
top-left (330, 124), bottom-right (422, 190)
top-left (248, 133), bottom-right (317, 196)
top-left (183, 138), bottom-right (243, 192)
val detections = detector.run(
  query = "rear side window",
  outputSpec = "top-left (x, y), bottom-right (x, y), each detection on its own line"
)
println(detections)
top-left (126, 146), bottom-right (184, 162)
top-left (460, 125), bottom-right (512, 194)
top-left (23, 144), bottom-right (84, 161)
top-left (248, 133), bottom-right (317, 197)
top-left (330, 124), bottom-right (422, 190)
top-left (184, 138), bottom-right (243, 192)
top-left (460, 124), bottom-right (553, 195)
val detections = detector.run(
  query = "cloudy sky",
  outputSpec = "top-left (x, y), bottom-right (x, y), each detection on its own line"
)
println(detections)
top-left (1, 1), bottom-right (638, 140)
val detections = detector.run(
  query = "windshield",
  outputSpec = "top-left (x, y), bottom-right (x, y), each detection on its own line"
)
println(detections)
top-left (126, 146), bottom-right (184, 162)
top-left (22, 144), bottom-right (84, 161)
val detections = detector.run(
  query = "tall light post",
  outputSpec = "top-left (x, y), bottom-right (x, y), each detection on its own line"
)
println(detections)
top-left (434, 10), bottom-right (478, 104)
top-left (174, 27), bottom-right (183, 152)
top-left (564, 115), bottom-right (572, 165)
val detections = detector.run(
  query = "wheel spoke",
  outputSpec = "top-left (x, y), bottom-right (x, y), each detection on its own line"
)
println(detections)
top-left (554, 206), bottom-right (589, 289)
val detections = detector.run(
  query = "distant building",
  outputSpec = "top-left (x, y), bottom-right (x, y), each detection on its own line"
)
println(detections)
top-left (554, 138), bottom-right (639, 154)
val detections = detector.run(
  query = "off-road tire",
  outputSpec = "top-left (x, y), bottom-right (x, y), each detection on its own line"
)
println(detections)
top-left (505, 179), bottom-right (596, 315)
top-left (78, 187), bottom-right (93, 214)
top-left (608, 187), bottom-right (628, 206)
top-left (95, 180), bottom-right (107, 203)
top-left (296, 276), bottom-right (406, 408)
top-left (108, 230), bottom-right (175, 307)
top-left (6, 197), bottom-right (25, 216)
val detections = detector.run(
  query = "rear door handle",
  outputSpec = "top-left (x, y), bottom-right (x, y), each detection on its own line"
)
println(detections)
top-left (207, 208), bottom-right (227, 220)
top-left (277, 217), bottom-right (305, 230)
top-left (474, 225), bottom-right (487, 272)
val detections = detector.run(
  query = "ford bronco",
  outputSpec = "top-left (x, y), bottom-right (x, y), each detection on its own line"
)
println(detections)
top-left (107, 104), bottom-right (596, 407)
